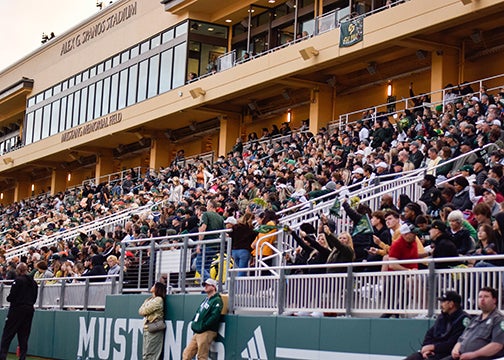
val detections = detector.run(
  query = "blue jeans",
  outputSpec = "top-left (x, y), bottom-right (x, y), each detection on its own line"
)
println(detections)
top-left (232, 249), bottom-right (251, 277)
top-left (195, 245), bottom-right (218, 281)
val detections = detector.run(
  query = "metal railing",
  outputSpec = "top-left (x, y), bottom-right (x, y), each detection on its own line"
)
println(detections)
top-left (228, 255), bottom-right (504, 317)
top-left (333, 73), bottom-right (504, 131)
top-left (172, 150), bottom-right (215, 168)
top-left (82, 166), bottom-right (143, 187)
top-left (119, 229), bottom-right (232, 294)
top-left (5, 199), bottom-right (168, 260)
top-left (190, 1), bottom-right (410, 83)
top-left (0, 275), bottom-right (118, 310)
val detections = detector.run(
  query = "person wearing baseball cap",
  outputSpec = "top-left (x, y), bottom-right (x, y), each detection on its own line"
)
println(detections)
top-left (403, 291), bottom-right (469, 360)
top-left (182, 278), bottom-right (223, 360)
top-left (387, 224), bottom-right (419, 271)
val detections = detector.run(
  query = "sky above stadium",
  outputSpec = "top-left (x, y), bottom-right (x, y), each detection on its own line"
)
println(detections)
top-left (0, 0), bottom-right (111, 71)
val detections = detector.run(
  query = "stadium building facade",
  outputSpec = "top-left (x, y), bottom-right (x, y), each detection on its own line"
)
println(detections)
top-left (0, 0), bottom-right (503, 204)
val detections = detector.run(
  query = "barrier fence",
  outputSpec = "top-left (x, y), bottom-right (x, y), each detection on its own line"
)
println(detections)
top-left (0, 275), bottom-right (118, 310)
top-left (228, 255), bottom-right (504, 317)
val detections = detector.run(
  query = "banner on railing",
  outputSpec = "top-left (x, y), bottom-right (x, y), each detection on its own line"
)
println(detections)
top-left (339, 18), bottom-right (363, 47)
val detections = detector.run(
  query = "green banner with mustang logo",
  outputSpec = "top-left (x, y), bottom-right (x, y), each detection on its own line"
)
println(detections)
top-left (340, 17), bottom-right (363, 47)
top-left (1, 294), bottom-right (431, 359)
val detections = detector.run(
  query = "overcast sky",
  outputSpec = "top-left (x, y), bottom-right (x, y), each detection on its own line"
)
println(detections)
top-left (0, 0), bottom-right (111, 71)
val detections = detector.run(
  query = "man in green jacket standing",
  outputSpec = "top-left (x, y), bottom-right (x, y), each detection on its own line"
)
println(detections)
top-left (182, 278), bottom-right (223, 360)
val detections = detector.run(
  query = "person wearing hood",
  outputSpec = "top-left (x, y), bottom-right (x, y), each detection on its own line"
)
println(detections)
top-left (451, 177), bottom-right (472, 211)
top-left (429, 221), bottom-right (460, 269)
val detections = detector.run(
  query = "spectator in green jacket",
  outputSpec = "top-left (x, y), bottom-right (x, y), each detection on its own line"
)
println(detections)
top-left (182, 278), bottom-right (223, 360)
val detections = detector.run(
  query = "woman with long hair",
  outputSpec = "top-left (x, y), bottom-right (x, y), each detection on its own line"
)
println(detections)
top-left (139, 281), bottom-right (167, 360)
top-left (230, 213), bottom-right (257, 276)
top-left (470, 224), bottom-right (499, 267)
top-left (251, 210), bottom-right (278, 268)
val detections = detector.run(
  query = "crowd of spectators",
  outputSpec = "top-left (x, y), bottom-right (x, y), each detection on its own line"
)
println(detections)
top-left (0, 81), bottom-right (503, 284)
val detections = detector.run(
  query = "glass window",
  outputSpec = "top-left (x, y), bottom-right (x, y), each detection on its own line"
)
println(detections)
top-left (94, 80), bottom-right (103, 118)
top-left (68, 77), bottom-right (75, 87)
top-left (159, 49), bottom-right (173, 94)
top-left (60, 97), bottom-right (67, 131)
top-left (162, 29), bottom-right (174, 43)
top-left (53, 84), bottom-right (61, 96)
top-left (137, 59), bottom-right (149, 102)
top-left (130, 45), bottom-right (139, 58)
top-left (127, 65), bottom-right (138, 106)
top-left (75, 73), bottom-right (82, 85)
top-left (33, 108), bottom-right (42, 142)
top-left (151, 35), bottom-right (161, 49)
top-left (25, 112), bottom-right (34, 145)
top-left (87, 83), bottom-right (95, 121)
top-left (175, 22), bottom-right (188, 37)
top-left (105, 59), bottom-right (112, 71)
top-left (66, 93), bottom-right (74, 129)
top-left (62, 80), bottom-right (68, 91)
top-left (80, 87), bottom-right (88, 124)
top-left (50, 99), bottom-right (60, 136)
top-left (82, 70), bottom-right (89, 81)
top-left (140, 41), bottom-right (150, 54)
top-left (102, 77), bottom-right (110, 115)
top-left (118, 69), bottom-right (128, 109)
top-left (36, 93), bottom-right (44, 104)
top-left (27, 97), bottom-right (35, 108)
top-left (147, 55), bottom-right (160, 99)
top-left (90, 66), bottom-right (96, 77)
top-left (113, 55), bottom-right (120, 67)
top-left (173, 42), bottom-right (187, 88)
top-left (73, 90), bottom-right (81, 127)
top-left (97, 62), bottom-right (104, 74)
top-left (44, 88), bottom-right (52, 100)
top-left (109, 73), bottom-right (119, 112)
top-left (121, 50), bottom-right (130, 63)
top-left (42, 104), bottom-right (51, 139)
